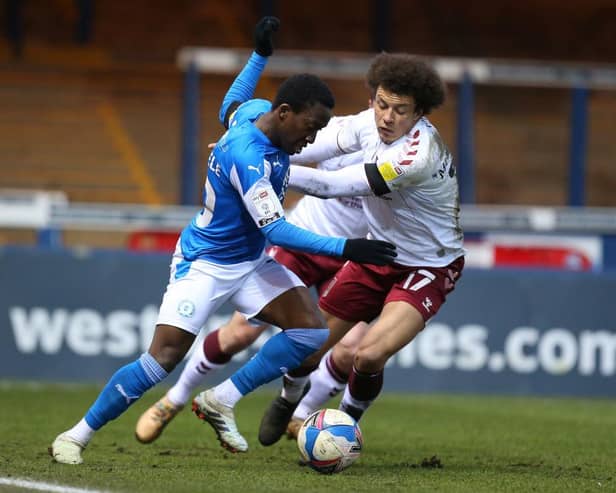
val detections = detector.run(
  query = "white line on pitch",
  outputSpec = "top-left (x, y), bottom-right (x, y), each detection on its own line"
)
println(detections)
top-left (0, 477), bottom-right (112, 493)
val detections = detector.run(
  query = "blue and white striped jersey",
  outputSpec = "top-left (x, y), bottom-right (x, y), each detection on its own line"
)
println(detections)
top-left (180, 99), bottom-right (291, 263)
top-left (179, 52), bottom-right (345, 265)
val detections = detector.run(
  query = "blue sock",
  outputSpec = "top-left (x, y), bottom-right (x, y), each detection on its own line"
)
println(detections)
top-left (231, 328), bottom-right (329, 396)
top-left (85, 353), bottom-right (167, 430)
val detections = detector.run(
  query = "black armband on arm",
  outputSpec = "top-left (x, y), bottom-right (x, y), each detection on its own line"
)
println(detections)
top-left (222, 101), bottom-right (242, 129)
top-left (364, 163), bottom-right (390, 196)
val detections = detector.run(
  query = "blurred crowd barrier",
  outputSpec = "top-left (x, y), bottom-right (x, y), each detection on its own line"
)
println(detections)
top-left (1, 189), bottom-right (615, 271)
top-left (2, 246), bottom-right (614, 396)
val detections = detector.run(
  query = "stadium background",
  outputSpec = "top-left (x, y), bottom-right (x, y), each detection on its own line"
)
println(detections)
top-left (1, 0), bottom-right (616, 396)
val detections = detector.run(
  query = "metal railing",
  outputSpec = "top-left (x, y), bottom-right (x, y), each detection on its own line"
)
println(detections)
top-left (2, 190), bottom-right (616, 235)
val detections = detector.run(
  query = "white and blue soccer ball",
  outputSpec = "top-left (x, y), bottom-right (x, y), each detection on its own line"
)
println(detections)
top-left (297, 408), bottom-right (363, 474)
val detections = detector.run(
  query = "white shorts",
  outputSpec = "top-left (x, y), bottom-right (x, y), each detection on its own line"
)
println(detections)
top-left (156, 246), bottom-right (305, 335)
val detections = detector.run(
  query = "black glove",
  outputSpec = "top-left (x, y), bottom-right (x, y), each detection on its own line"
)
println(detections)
top-left (254, 16), bottom-right (280, 57)
top-left (342, 238), bottom-right (397, 266)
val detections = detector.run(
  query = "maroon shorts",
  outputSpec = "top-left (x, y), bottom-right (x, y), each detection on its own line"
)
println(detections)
top-left (266, 246), bottom-right (346, 296)
top-left (319, 256), bottom-right (465, 323)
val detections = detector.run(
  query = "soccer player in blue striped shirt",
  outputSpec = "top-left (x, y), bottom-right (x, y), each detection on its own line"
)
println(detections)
top-left (49, 17), bottom-right (396, 463)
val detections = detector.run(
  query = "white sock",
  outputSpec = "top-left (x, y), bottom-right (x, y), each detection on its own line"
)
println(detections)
top-left (294, 357), bottom-right (346, 421)
top-left (281, 374), bottom-right (310, 403)
top-left (167, 344), bottom-right (224, 406)
top-left (213, 379), bottom-right (243, 408)
top-left (65, 418), bottom-right (95, 446)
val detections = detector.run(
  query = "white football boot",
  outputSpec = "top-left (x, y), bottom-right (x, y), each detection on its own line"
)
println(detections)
top-left (49, 432), bottom-right (86, 465)
top-left (192, 389), bottom-right (248, 453)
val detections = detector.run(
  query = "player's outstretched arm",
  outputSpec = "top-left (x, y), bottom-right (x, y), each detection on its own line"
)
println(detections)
top-left (261, 219), bottom-right (396, 266)
top-left (236, 175), bottom-right (396, 265)
top-left (219, 16), bottom-right (280, 128)
top-left (288, 162), bottom-right (391, 198)
top-left (290, 113), bottom-right (362, 166)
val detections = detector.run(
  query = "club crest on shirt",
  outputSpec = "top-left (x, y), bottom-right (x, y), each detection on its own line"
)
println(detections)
top-left (253, 189), bottom-right (275, 214)
top-left (177, 300), bottom-right (196, 318)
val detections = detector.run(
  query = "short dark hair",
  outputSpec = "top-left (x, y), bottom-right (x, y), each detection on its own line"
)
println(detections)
top-left (272, 73), bottom-right (335, 113)
top-left (366, 53), bottom-right (445, 115)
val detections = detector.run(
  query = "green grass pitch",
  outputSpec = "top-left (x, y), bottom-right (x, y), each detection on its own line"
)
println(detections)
top-left (1, 382), bottom-right (615, 492)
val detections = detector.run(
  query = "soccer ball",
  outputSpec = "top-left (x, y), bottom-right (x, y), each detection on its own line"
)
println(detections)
top-left (297, 408), bottom-right (363, 474)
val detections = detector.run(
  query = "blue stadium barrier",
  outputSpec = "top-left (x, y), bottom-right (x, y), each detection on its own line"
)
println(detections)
top-left (1, 247), bottom-right (615, 397)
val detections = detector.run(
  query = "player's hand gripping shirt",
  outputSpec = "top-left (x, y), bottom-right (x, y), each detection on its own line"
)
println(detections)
top-left (290, 109), bottom-right (465, 267)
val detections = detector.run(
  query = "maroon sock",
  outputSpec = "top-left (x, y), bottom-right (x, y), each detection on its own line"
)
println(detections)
top-left (348, 366), bottom-right (383, 401)
top-left (203, 329), bottom-right (232, 365)
top-left (325, 353), bottom-right (348, 384)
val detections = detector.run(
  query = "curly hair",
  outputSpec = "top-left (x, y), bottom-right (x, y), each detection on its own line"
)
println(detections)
top-left (366, 53), bottom-right (445, 115)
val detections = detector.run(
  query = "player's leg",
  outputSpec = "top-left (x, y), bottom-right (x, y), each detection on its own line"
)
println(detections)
top-left (51, 253), bottom-right (229, 464)
top-left (51, 324), bottom-right (195, 464)
top-left (259, 260), bottom-right (386, 446)
top-left (287, 321), bottom-right (370, 438)
top-left (340, 257), bottom-right (464, 421)
top-left (174, 308), bottom-right (271, 408)
top-left (135, 312), bottom-right (268, 443)
top-left (193, 258), bottom-right (330, 452)
top-left (340, 301), bottom-right (424, 421)
top-left (194, 286), bottom-right (327, 452)
top-left (257, 310), bottom-right (357, 445)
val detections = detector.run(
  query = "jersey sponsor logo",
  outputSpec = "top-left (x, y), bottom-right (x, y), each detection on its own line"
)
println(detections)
top-left (336, 196), bottom-right (363, 209)
top-left (177, 300), bottom-right (196, 318)
top-left (435, 153), bottom-right (455, 179)
top-left (252, 187), bottom-right (283, 227)
top-left (258, 212), bottom-right (281, 227)
top-left (252, 189), bottom-right (279, 218)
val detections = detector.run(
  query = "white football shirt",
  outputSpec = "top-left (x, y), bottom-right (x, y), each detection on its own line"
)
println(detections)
top-left (293, 109), bottom-right (465, 267)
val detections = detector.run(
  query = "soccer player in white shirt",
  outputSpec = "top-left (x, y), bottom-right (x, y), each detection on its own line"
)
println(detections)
top-left (258, 52), bottom-right (465, 445)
